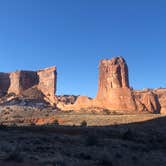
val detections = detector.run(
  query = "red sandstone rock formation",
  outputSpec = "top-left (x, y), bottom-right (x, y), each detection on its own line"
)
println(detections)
top-left (37, 67), bottom-right (57, 105)
top-left (8, 71), bottom-right (38, 94)
top-left (73, 96), bottom-right (92, 108)
top-left (95, 57), bottom-right (136, 111)
top-left (58, 56), bottom-right (165, 114)
top-left (97, 57), bottom-right (129, 94)
top-left (0, 67), bottom-right (57, 105)
top-left (153, 89), bottom-right (166, 114)
top-left (0, 73), bottom-right (10, 94)
top-left (0, 56), bottom-right (165, 114)
top-left (57, 95), bottom-right (78, 105)
top-left (134, 90), bottom-right (160, 113)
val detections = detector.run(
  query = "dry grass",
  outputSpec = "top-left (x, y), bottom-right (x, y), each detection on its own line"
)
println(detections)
top-left (0, 106), bottom-right (166, 165)
top-left (0, 105), bottom-right (164, 126)
top-left (0, 116), bottom-right (165, 165)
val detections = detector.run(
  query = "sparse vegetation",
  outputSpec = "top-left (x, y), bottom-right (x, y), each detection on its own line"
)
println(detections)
top-left (85, 134), bottom-right (98, 146)
top-left (0, 123), bottom-right (6, 130)
top-left (80, 120), bottom-right (87, 127)
top-left (0, 116), bottom-right (164, 165)
top-left (103, 109), bottom-right (111, 115)
top-left (98, 150), bottom-right (113, 166)
top-left (53, 119), bottom-right (59, 125)
top-left (30, 122), bottom-right (36, 126)
top-left (122, 129), bottom-right (134, 140)
top-left (4, 146), bottom-right (24, 163)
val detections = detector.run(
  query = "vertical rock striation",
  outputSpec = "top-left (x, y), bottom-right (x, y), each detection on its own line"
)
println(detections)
top-left (96, 57), bottom-right (136, 111)
top-left (64, 56), bottom-right (163, 113)
top-left (0, 67), bottom-right (57, 105)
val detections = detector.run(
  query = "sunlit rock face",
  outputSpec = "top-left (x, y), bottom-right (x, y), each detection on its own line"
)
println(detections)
top-left (95, 57), bottom-right (136, 111)
top-left (59, 56), bottom-right (165, 114)
top-left (97, 57), bottom-right (129, 93)
top-left (57, 56), bottom-right (165, 113)
top-left (153, 89), bottom-right (166, 114)
top-left (0, 67), bottom-right (57, 106)
top-left (37, 67), bottom-right (57, 105)
top-left (134, 90), bottom-right (161, 113)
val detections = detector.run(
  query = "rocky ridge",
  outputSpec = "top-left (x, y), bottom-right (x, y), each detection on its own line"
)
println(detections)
top-left (0, 56), bottom-right (165, 116)
top-left (57, 57), bottom-right (165, 114)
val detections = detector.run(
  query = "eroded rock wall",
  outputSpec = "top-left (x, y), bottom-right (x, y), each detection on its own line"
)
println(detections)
top-left (134, 90), bottom-right (161, 113)
top-left (0, 73), bottom-right (10, 94)
top-left (153, 89), bottom-right (166, 114)
top-left (95, 57), bottom-right (136, 111)
top-left (97, 57), bottom-right (129, 98)
top-left (37, 67), bottom-right (57, 105)
top-left (0, 67), bottom-right (57, 105)
top-left (8, 71), bottom-right (38, 95)
top-left (58, 57), bottom-right (166, 114)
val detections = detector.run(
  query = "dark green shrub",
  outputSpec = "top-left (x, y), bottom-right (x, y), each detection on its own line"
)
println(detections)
top-left (0, 123), bottom-right (6, 130)
top-left (85, 134), bottom-right (98, 146)
top-left (4, 147), bottom-right (24, 163)
top-left (122, 129), bottom-right (133, 140)
top-left (53, 119), bottom-right (59, 125)
top-left (103, 109), bottom-right (111, 115)
top-left (80, 120), bottom-right (87, 127)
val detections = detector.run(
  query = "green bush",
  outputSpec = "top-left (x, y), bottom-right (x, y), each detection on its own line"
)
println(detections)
top-left (53, 119), bottom-right (59, 125)
top-left (80, 120), bottom-right (87, 127)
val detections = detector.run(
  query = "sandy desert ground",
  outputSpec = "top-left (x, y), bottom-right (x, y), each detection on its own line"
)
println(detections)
top-left (0, 112), bottom-right (166, 166)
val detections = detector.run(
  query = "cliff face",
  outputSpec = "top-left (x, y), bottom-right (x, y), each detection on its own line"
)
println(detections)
top-left (58, 57), bottom-right (166, 114)
top-left (153, 89), bottom-right (166, 114)
top-left (0, 67), bottom-right (57, 105)
top-left (96, 57), bottom-right (136, 111)
top-left (0, 57), bottom-right (165, 114)
top-left (8, 71), bottom-right (38, 95)
top-left (37, 67), bottom-right (57, 105)
top-left (134, 90), bottom-right (161, 113)
top-left (97, 57), bottom-right (129, 97)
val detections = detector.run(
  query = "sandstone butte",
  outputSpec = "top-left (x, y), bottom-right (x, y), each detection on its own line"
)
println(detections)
top-left (0, 57), bottom-right (166, 114)
top-left (57, 57), bottom-right (166, 114)
top-left (0, 66), bottom-right (57, 106)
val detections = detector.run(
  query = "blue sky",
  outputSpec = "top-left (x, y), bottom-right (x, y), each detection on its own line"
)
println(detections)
top-left (0, 0), bottom-right (165, 97)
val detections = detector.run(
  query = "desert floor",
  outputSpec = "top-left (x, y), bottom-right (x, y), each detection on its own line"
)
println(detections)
top-left (0, 114), bottom-right (166, 165)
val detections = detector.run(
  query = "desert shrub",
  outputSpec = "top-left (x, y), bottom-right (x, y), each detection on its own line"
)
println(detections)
top-left (10, 123), bottom-right (17, 127)
top-left (45, 113), bottom-right (49, 116)
top-left (53, 161), bottom-right (66, 166)
top-left (12, 115), bottom-right (23, 118)
top-left (7, 92), bottom-right (16, 97)
top-left (0, 123), bottom-right (6, 130)
top-left (80, 120), bottom-right (87, 127)
top-left (4, 147), bottom-right (24, 163)
top-left (132, 155), bottom-right (138, 161)
top-left (103, 109), bottom-right (111, 115)
top-left (78, 152), bottom-right (91, 160)
top-left (4, 111), bottom-right (9, 115)
top-left (98, 150), bottom-right (113, 166)
top-left (112, 111), bottom-right (117, 115)
top-left (23, 108), bottom-right (27, 111)
top-left (122, 129), bottom-right (133, 140)
top-left (85, 134), bottom-right (98, 146)
top-left (53, 119), bottom-right (59, 125)
top-left (30, 122), bottom-right (36, 126)
top-left (41, 155), bottom-right (66, 166)
top-left (115, 152), bottom-right (122, 159)
top-left (42, 160), bottom-right (66, 166)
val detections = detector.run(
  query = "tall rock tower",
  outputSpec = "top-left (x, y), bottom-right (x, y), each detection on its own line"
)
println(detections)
top-left (96, 57), bottom-right (136, 111)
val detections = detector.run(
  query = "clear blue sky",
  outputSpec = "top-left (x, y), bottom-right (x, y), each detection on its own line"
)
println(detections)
top-left (0, 0), bottom-right (165, 97)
